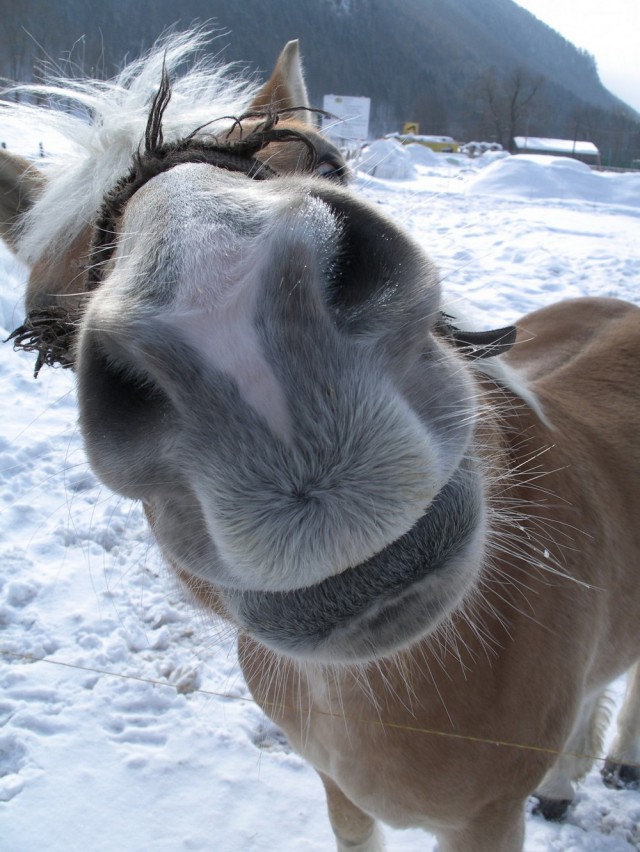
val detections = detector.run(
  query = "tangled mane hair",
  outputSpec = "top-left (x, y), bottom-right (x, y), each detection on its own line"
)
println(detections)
top-left (1, 29), bottom-right (260, 267)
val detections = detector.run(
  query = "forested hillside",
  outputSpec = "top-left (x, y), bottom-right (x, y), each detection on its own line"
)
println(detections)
top-left (1, 0), bottom-right (638, 166)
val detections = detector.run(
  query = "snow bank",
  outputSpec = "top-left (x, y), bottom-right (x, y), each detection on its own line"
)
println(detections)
top-left (404, 142), bottom-right (442, 167)
top-left (355, 139), bottom-right (416, 179)
top-left (353, 141), bottom-right (640, 210)
top-left (466, 154), bottom-right (640, 207)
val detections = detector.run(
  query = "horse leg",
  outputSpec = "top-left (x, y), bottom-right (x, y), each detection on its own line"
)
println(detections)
top-left (533, 690), bottom-right (610, 821)
top-left (318, 772), bottom-right (385, 852)
top-left (438, 798), bottom-right (525, 852)
top-left (602, 661), bottom-right (640, 789)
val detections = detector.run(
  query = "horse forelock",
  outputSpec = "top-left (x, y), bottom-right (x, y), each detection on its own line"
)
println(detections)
top-left (86, 87), bottom-right (324, 293)
top-left (2, 29), bottom-right (261, 267)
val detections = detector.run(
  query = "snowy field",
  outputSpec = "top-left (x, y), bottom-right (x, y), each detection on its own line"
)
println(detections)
top-left (1, 132), bottom-right (640, 851)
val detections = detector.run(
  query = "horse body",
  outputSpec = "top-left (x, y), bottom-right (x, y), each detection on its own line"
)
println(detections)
top-left (1, 32), bottom-right (639, 852)
top-left (238, 296), bottom-right (640, 850)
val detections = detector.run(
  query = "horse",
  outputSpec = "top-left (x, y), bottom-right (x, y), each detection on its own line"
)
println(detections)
top-left (1, 31), bottom-right (639, 852)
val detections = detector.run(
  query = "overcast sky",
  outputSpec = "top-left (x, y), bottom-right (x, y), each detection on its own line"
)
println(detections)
top-left (514, 0), bottom-right (640, 112)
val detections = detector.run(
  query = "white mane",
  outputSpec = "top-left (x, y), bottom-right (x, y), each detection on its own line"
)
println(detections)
top-left (1, 30), bottom-right (258, 266)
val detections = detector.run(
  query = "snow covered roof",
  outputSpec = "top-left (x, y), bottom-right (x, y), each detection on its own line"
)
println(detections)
top-left (513, 136), bottom-right (600, 157)
top-left (387, 133), bottom-right (456, 143)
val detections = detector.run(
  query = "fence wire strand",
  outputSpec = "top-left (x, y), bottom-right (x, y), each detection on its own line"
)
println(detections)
top-left (2, 646), bottom-right (638, 771)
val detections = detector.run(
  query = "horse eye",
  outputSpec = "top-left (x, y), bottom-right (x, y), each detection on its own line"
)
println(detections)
top-left (316, 158), bottom-right (348, 183)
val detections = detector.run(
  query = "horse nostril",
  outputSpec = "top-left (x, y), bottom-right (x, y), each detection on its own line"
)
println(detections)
top-left (88, 333), bottom-right (163, 410)
top-left (76, 332), bottom-right (175, 499)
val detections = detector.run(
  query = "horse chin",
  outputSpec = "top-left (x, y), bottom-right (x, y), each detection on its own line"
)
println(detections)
top-left (222, 459), bottom-right (485, 664)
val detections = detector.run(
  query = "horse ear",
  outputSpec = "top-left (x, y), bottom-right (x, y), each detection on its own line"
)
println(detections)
top-left (250, 40), bottom-right (312, 124)
top-left (0, 149), bottom-right (46, 251)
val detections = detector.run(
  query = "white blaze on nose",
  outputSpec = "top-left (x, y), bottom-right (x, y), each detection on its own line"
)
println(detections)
top-left (168, 245), bottom-right (293, 443)
top-left (144, 173), bottom-right (339, 445)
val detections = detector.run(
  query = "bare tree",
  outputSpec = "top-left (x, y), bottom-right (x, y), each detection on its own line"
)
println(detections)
top-left (478, 68), bottom-right (545, 150)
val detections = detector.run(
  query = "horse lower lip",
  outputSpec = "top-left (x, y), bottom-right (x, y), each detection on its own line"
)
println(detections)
top-left (225, 460), bottom-right (483, 660)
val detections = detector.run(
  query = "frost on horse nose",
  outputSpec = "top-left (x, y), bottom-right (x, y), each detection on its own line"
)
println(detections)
top-left (165, 193), bottom-right (342, 445)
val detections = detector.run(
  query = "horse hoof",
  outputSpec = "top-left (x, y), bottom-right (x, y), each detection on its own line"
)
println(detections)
top-left (531, 795), bottom-right (571, 822)
top-left (601, 759), bottom-right (640, 790)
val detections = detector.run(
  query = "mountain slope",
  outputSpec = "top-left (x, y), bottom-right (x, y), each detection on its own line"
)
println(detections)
top-left (1, 0), bottom-right (638, 162)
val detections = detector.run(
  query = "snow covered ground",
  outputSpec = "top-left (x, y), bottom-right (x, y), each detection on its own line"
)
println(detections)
top-left (1, 134), bottom-right (640, 851)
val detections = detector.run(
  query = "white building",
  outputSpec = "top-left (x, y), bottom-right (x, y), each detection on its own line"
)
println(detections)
top-left (513, 136), bottom-right (600, 165)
